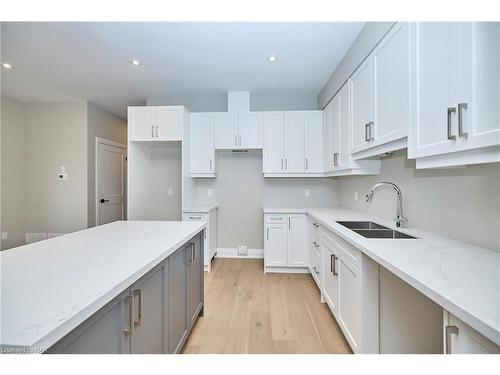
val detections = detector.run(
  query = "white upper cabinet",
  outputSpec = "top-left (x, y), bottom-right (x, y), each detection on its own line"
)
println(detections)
top-left (283, 112), bottom-right (305, 173)
top-left (263, 112), bottom-right (285, 173)
top-left (190, 113), bottom-right (216, 177)
top-left (304, 111), bottom-right (324, 173)
top-left (214, 112), bottom-right (238, 149)
top-left (238, 112), bottom-right (262, 148)
top-left (409, 22), bottom-right (500, 168)
top-left (128, 106), bottom-right (185, 142)
top-left (214, 112), bottom-right (262, 149)
top-left (350, 22), bottom-right (410, 159)
top-left (350, 58), bottom-right (373, 153)
top-left (323, 100), bottom-right (334, 171)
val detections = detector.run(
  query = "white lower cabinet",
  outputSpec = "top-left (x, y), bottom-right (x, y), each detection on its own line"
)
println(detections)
top-left (182, 208), bottom-right (217, 273)
top-left (443, 311), bottom-right (500, 354)
top-left (264, 213), bottom-right (308, 272)
top-left (319, 226), bottom-right (379, 354)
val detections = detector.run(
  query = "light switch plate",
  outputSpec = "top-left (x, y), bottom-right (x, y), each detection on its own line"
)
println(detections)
top-left (354, 191), bottom-right (358, 201)
top-left (305, 188), bottom-right (310, 197)
top-left (1, 232), bottom-right (7, 240)
top-left (168, 188), bottom-right (173, 196)
top-left (208, 189), bottom-right (213, 197)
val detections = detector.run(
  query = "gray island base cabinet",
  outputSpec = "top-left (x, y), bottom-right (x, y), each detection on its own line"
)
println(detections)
top-left (47, 232), bottom-right (204, 354)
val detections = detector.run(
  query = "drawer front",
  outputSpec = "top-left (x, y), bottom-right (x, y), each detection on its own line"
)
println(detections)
top-left (323, 227), bottom-right (361, 268)
top-left (264, 214), bottom-right (287, 224)
top-left (310, 219), bottom-right (321, 242)
top-left (182, 213), bottom-right (208, 222)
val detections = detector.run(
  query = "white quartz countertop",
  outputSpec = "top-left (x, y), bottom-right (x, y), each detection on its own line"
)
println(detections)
top-left (182, 204), bottom-right (218, 213)
top-left (0, 220), bottom-right (206, 351)
top-left (265, 206), bottom-right (500, 345)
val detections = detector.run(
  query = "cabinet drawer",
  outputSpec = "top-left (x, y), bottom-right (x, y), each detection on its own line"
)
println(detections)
top-left (310, 220), bottom-right (321, 241)
top-left (323, 228), bottom-right (361, 268)
top-left (182, 213), bottom-right (208, 222)
top-left (264, 214), bottom-right (287, 224)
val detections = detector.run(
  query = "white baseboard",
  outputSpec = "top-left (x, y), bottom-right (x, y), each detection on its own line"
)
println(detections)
top-left (215, 247), bottom-right (264, 259)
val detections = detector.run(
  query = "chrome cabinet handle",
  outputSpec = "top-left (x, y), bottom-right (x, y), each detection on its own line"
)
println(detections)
top-left (305, 158), bottom-right (308, 171)
top-left (191, 243), bottom-right (196, 263)
top-left (266, 227), bottom-right (269, 240)
top-left (458, 103), bottom-right (468, 138)
top-left (151, 125), bottom-right (155, 138)
top-left (445, 325), bottom-right (459, 354)
top-left (123, 296), bottom-right (134, 336)
top-left (210, 159), bottom-right (213, 170)
top-left (155, 125), bottom-right (159, 138)
top-left (269, 217), bottom-right (281, 220)
top-left (331, 254), bottom-right (338, 275)
top-left (365, 123), bottom-right (370, 142)
top-left (285, 158), bottom-right (288, 170)
top-left (447, 107), bottom-right (457, 140)
top-left (133, 289), bottom-right (143, 327)
top-left (288, 217), bottom-right (291, 230)
top-left (333, 153), bottom-right (339, 167)
top-left (313, 241), bottom-right (320, 248)
top-left (189, 216), bottom-right (202, 220)
top-left (312, 223), bottom-right (320, 228)
top-left (368, 121), bottom-right (374, 141)
top-left (281, 158), bottom-right (283, 170)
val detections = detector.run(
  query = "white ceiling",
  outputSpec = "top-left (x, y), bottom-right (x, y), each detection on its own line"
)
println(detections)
top-left (0, 22), bottom-right (364, 118)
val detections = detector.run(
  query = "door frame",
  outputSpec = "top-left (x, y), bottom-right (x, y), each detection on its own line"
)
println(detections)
top-left (95, 137), bottom-right (127, 226)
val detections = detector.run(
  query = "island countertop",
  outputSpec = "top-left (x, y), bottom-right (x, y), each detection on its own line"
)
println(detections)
top-left (0, 220), bottom-right (206, 351)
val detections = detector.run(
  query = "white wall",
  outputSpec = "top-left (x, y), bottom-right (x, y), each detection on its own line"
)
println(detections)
top-left (1, 96), bottom-right (26, 249)
top-left (24, 102), bottom-right (88, 235)
top-left (337, 150), bottom-right (500, 251)
top-left (87, 102), bottom-right (127, 227)
top-left (191, 151), bottom-right (338, 249)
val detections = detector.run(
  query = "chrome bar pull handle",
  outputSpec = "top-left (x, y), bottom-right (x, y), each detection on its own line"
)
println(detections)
top-left (368, 121), bottom-right (374, 141)
top-left (155, 125), bottom-right (159, 138)
top-left (305, 158), bottom-right (308, 170)
top-left (266, 227), bottom-right (269, 240)
top-left (281, 158), bottom-right (283, 170)
top-left (285, 158), bottom-right (288, 170)
top-left (445, 325), bottom-right (459, 354)
top-left (123, 296), bottom-right (134, 336)
top-left (312, 222), bottom-right (320, 228)
top-left (151, 125), bottom-right (155, 138)
top-left (209, 159), bottom-right (213, 170)
top-left (458, 103), bottom-right (468, 138)
top-left (133, 289), bottom-right (143, 327)
top-left (332, 254), bottom-right (338, 276)
top-left (365, 123), bottom-right (370, 142)
top-left (447, 107), bottom-right (457, 140)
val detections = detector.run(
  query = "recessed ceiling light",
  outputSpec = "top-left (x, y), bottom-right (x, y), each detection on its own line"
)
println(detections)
top-left (2, 62), bottom-right (13, 69)
top-left (268, 55), bottom-right (277, 63)
top-left (130, 59), bottom-right (142, 66)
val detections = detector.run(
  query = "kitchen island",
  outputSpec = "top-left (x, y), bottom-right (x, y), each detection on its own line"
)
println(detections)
top-left (0, 220), bottom-right (205, 354)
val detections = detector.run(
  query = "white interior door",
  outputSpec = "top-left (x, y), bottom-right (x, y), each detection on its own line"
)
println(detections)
top-left (96, 139), bottom-right (127, 226)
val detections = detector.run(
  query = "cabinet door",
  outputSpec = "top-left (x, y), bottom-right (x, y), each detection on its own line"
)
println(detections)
top-left (323, 101), bottom-right (334, 171)
top-left (190, 113), bottom-right (215, 174)
top-left (350, 58), bottom-right (373, 153)
top-left (156, 107), bottom-right (182, 141)
top-left (47, 290), bottom-right (131, 354)
top-left (455, 22), bottom-right (500, 152)
top-left (445, 313), bottom-right (500, 354)
top-left (304, 111), bottom-right (324, 173)
top-left (168, 246), bottom-right (188, 353)
top-left (287, 214), bottom-right (308, 267)
top-left (284, 112), bottom-right (305, 172)
top-left (409, 22), bottom-right (462, 158)
top-left (187, 235), bottom-right (203, 329)
top-left (331, 94), bottom-right (341, 168)
top-left (373, 22), bottom-right (410, 144)
top-left (238, 112), bottom-right (262, 149)
top-left (131, 265), bottom-right (165, 354)
top-left (322, 240), bottom-right (339, 318)
top-left (128, 107), bottom-right (155, 141)
top-left (337, 254), bottom-right (362, 353)
top-left (263, 112), bottom-right (284, 173)
top-left (264, 224), bottom-right (287, 267)
top-left (214, 112), bottom-right (238, 149)
top-left (337, 84), bottom-right (351, 169)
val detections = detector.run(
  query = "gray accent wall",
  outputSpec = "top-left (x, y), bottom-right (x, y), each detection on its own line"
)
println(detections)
top-left (318, 22), bottom-right (395, 109)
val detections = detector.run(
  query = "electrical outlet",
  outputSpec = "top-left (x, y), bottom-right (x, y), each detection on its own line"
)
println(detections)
top-left (207, 189), bottom-right (213, 197)
top-left (305, 188), bottom-right (310, 197)
top-left (1, 232), bottom-right (7, 240)
top-left (354, 191), bottom-right (358, 201)
top-left (167, 188), bottom-right (173, 196)
top-left (237, 245), bottom-right (248, 256)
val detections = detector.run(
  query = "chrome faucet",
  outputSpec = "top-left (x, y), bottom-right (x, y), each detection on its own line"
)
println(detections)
top-left (365, 182), bottom-right (407, 228)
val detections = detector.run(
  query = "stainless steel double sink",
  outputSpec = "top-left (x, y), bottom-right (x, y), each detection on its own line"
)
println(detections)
top-left (336, 221), bottom-right (417, 239)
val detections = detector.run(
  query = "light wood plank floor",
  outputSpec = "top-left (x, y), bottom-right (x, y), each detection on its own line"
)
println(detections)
top-left (183, 258), bottom-right (352, 354)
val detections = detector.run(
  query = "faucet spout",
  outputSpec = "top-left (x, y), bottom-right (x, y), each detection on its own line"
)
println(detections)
top-left (365, 182), bottom-right (407, 228)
